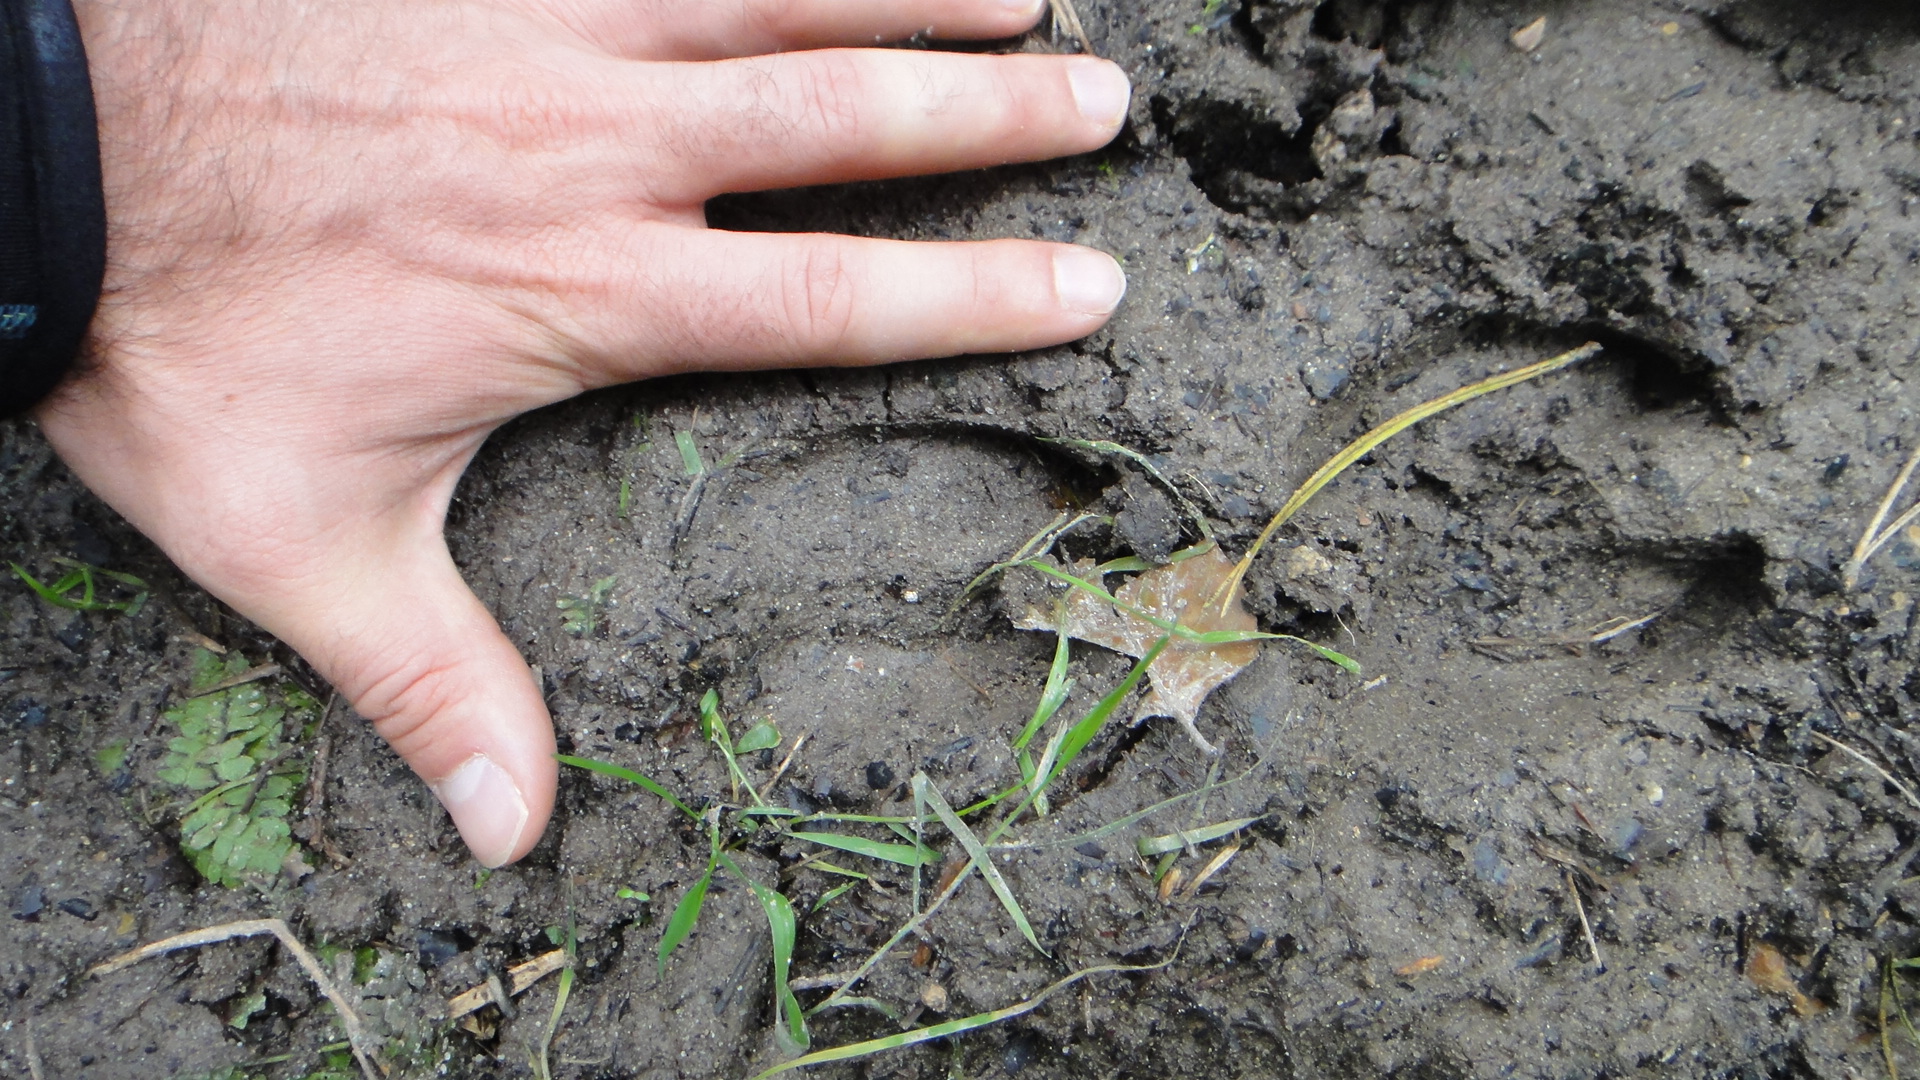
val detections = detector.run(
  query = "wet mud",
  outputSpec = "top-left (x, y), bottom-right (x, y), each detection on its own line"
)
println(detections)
top-left (6, 1), bottom-right (1920, 1076)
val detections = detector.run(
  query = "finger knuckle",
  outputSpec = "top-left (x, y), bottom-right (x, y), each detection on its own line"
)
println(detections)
top-left (787, 53), bottom-right (867, 146)
top-left (359, 655), bottom-right (465, 758)
top-left (782, 246), bottom-right (857, 349)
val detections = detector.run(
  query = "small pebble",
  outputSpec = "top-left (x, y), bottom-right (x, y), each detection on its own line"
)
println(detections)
top-left (864, 761), bottom-right (896, 790)
top-left (1511, 15), bottom-right (1547, 52)
top-left (417, 929), bottom-right (464, 968)
top-left (919, 981), bottom-right (949, 1012)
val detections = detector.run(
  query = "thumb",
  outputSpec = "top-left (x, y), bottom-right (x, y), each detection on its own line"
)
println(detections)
top-left (270, 536), bottom-right (558, 869)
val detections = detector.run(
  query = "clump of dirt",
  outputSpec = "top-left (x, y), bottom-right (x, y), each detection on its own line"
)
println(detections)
top-left (6, 1), bottom-right (1920, 1077)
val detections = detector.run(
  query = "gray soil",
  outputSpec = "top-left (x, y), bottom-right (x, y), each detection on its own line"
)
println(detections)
top-left (7, 0), bottom-right (1920, 1076)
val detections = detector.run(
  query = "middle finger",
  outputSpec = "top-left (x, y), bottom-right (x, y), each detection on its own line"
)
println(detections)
top-left (631, 51), bottom-right (1130, 206)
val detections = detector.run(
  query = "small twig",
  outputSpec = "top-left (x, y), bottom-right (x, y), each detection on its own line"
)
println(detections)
top-left (301, 702), bottom-right (352, 868)
top-left (89, 919), bottom-right (382, 1080)
top-left (184, 662), bottom-right (283, 698)
top-left (788, 970), bottom-right (856, 992)
top-left (1810, 731), bottom-right (1920, 812)
top-left (1587, 612), bottom-right (1660, 644)
top-left (669, 471), bottom-right (711, 552)
top-left (938, 648), bottom-right (995, 706)
top-left (1883, 958), bottom-right (1901, 1080)
top-left (765, 731), bottom-right (809, 796)
top-left (24, 1019), bottom-right (43, 1080)
top-left (1845, 446), bottom-right (1920, 590)
top-left (1565, 869), bottom-right (1604, 974)
top-left (446, 949), bottom-right (569, 1021)
top-left (1469, 612), bottom-right (1660, 661)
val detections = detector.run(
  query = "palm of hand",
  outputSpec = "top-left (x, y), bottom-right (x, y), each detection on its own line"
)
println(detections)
top-left (41, 0), bottom-right (1128, 865)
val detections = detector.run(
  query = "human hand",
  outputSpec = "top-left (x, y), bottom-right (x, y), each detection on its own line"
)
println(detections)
top-left (41, 0), bottom-right (1129, 866)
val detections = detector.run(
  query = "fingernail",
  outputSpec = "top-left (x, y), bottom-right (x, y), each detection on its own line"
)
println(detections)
top-left (1053, 247), bottom-right (1127, 316)
top-left (432, 754), bottom-right (529, 869)
top-left (1068, 59), bottom-right (1130, 129)
top-left (1001, 0), bottom-right (1045, 17)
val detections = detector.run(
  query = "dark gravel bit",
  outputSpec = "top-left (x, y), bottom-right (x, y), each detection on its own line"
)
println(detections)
top-left (416, 929), bottom-right (464, 968)
top-left (57, 897), bottom-right (96, 921)
top-left (864, 761), bottom-right (895, 790)
top-left (12, 883), bottom-right (44, 921)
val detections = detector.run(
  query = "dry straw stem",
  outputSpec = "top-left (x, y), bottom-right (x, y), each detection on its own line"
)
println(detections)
top-left (447, 948), bottom-right (568, 1020)
top-left (753, 948), bottom-right (1183, 1080)
top-left (1844, 445), bottom-right (1920, 590)
top-left (1810, 730), bottom-right (1920, 812)
top-left (1565, 869), bottom-right (1604, 974)
top-left (89, 918), bottom-right (383, 1080)
top-left (1216, 342), bottom-right (1603, 614)
top-left (1048, 0), bottom-right (1093, 53)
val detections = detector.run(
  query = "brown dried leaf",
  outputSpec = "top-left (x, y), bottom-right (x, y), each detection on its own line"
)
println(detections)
top-left (1744, 942), bottom-right (1824, 1016)
top-left (1014, 547), bottom-right (1258, 752)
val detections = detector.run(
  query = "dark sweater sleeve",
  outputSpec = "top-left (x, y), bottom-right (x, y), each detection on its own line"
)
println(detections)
top-left (0, 0), bottom-right (104, 416)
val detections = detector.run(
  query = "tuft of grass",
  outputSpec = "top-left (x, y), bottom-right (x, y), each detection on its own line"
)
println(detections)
top-left (916, 773), bottom-right (1043, 955)
top-left (557, 574), bottom-right (616, 637)
top-left (560, 642), bottom-right (1236, 1070)
top-left (11, 556), bottom-right (148, 614)
top-left (749, 951), bottom-right (1181, 1080)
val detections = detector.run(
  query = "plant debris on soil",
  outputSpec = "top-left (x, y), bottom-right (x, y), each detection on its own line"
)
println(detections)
top-left (8, 1), bottom-right (1920, 1077)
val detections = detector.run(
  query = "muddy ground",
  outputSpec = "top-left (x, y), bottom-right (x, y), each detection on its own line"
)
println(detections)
top-left (7, 0), bottom-right (1920, 1076)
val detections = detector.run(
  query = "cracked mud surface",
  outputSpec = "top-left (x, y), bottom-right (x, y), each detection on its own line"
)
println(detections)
top-left (7, 1), bottom-right (1920, 1076)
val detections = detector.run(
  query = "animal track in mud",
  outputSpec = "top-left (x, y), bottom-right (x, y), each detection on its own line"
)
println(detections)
top-left (1153, 93), bottom-right (1326, 216)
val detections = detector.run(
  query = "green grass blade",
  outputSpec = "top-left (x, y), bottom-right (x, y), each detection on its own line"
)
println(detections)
top-left (744, 878), bottom-right (809, 1052)
top-left (790, 831), bottom-right (938, 867)
top-left (1136, 816), bottom-right (1263, 857)
top-left (557, 754), bottom-right (697, 820)
top-left (1012, 631), bottom-right (1073, 752)
top-left (676, 430), bottom-right (707, 476)
top-left (1276, 635), bottom-right (1362, 673)
top-left (1218, 342), bottom-right (1602, 612)
top-left (750, 956), bottom-right (1179, 1080)
top-left (791, 811), bottom-right (916, 825)
top-left (1040, 437), bottom-right (1216, 542)
top-left (914, 773), bottom-right (1044, 956)
top-left (811, 880), bottom-right (860, 912)
top-left (953, 511), bottom-right (1104, 608)
top-left (657, 870), bottom-right (711, 975)
top-left (736, 721), bottom-right (781, 754)
top-left (658, 832), bottom-right (717, 977)
top-left (11, 563), bottom-right (85, 610)
top-left (1045, 637), bottom-right (1168, 789)
top-left (809, 861), bottom-right (869, 880)
top-left (534, 917), bottom-right (576, 1080)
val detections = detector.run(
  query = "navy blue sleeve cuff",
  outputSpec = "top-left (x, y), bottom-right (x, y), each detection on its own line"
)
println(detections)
top-left (0, 0), bottom-right (105, 415)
